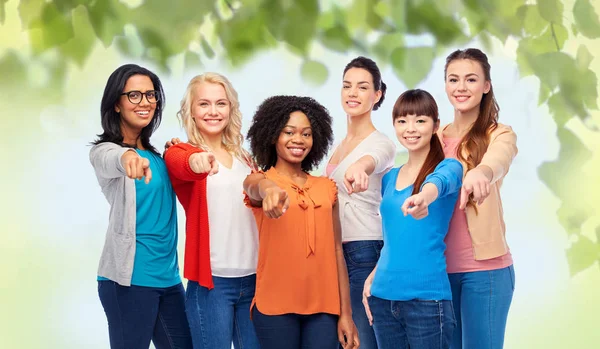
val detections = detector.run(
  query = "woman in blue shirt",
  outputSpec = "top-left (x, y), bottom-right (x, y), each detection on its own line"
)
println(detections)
top-left (89, 64), bottom-right (192, 349)
top-left (362, 89), bottom-right (463, 349)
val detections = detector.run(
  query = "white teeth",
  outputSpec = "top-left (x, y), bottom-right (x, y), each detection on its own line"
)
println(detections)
top-left (347, 102), bottom-right (359, 107)
top-left (289, 148), bottom-right (304, 156)
top-left (136, 111), bottom-right (149, 115)
top-left (204, 119), bottom-right (221, 124)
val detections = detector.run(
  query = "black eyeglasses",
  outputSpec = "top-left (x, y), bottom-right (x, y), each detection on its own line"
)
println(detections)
top-left (121, 90), bottom-right (160, 104)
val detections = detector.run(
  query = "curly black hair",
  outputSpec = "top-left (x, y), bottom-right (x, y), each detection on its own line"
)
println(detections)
top-left (247, 95), bottom-right (333, 172)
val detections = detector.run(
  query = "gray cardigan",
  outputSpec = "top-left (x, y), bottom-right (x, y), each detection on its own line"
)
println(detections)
top-left (89, 142), bottom-right (137, 286)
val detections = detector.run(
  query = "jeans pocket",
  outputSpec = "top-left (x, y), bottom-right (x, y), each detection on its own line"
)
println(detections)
top-left (344, 243), bottom-right (382, 267)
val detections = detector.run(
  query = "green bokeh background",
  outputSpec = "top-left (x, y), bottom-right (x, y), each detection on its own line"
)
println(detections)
top-left (1, 0), bottom-right (599, 348)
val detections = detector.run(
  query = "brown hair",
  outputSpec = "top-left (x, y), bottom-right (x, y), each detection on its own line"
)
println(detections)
top-left (393, 89), bottom-right (444, 195)
top-left (444, 48), bottom-right (499, 209)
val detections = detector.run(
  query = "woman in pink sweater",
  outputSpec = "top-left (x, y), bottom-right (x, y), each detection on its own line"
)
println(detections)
top-left (440, 48), bottom-right (518, 349)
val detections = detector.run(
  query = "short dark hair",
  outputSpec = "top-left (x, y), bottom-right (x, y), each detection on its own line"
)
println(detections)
top-left (343, 56), bottom-right (387, 110)
top-left (246, 95), bottom-right (333, 172)
top-left (92, 64), bottom-right (165, 154)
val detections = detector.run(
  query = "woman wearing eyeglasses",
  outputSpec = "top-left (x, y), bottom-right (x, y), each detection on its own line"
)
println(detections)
top-left (89, 64), bottom-right (192, 349)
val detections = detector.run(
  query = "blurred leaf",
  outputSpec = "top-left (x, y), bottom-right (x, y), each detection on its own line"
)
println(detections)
top-left (566, 235), bottom-right (599, 275)
top-left (389, 0), bottom-right (407, 31)
top-left (572, 23), bottom-right (579, 36)
top-left (87, 0), bottom-right (127, 47)
top-left (201, 38), bottom-right (215, 59)
top-left (300, 60), bottom-right (329, 86)
top-left (216, 10), bottom-right (277, 66)
top-left (320, 25), bottom-right (353, 53)
top-left (576, 44), bottom-right (593, 70)
top-left (547, 93), bottom-right (573, 127)
top-left (18, 0), bottom-right (45, 29)
top-left (537, 0), bottom-right (563, 24)
top-left (406, 1), bottom-right (464, 44)
top-left (0, 0), bottom-right (7, 24)
top-left (538, 126), bottom-right (594, 236)
top-left (114, 29), bottom-right (144, 58)
top-left (371, 33), bottom-right (405, 62)
top-left (281, 2), bottom-right (319, 54)
top-left (391, 46), bottom-right (435, 88)
top-left (538, 83), bottom-right (552, 105)
top-left (59, 6), bottom-right (96, 67)
top-left (28, 3), bottom-right (75, 52)
top-left (516, 5), bottom-right (548, 36)
top-left (573, 0), bottom-right (600, 39)
top-left (184, 51), bottom-right (202, 70)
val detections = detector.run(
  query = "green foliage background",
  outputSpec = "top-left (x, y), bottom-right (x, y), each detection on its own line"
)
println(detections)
top-left (1, 0), bottom-right (599, 348)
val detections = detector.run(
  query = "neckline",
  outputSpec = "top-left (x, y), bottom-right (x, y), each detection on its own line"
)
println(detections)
top-left (267, 167), bottom-right (312, 189)
top-left (327, 130), bottom-right (378, 173)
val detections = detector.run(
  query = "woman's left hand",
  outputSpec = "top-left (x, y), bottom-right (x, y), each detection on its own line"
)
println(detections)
top-left (460, 167), bottom-right (491, 209)
top-left (337, 314), bottom-right (360, 349)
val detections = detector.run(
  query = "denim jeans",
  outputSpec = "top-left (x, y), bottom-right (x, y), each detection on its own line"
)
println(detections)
top-left (185, 274), bottom-right (259, 349)
top-left (448, 265), bottom-right (515, 349)
top-left (98, 280), bottom-right (192, 349)
top-left (368, 296), bottom-right (456, 349)
top-left (251, 306), bottom-right (339, 349)
top-left (342, 240), bottom-right (383, 349)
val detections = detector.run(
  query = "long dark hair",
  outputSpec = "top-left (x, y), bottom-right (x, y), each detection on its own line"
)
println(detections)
top-left (444, 48), bottom-right (499, 209)
top-left (92, 64), bottom-right (165, 154)
top-left (343, 56), bottom-right (387, 110)
top-left (392, 89), bottom-right (444, 195)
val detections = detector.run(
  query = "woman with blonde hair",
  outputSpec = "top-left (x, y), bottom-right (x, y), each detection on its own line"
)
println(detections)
top-left (164, 73), bottom-right (259, 349)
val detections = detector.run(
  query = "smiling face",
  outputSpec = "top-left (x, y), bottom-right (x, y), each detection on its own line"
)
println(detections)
top-left (275, 111), bottom-right (313, 167)
top-left (394, 114), bottom-right (439, 153)
top-left (115, 74), bottom-right (156, 134)
top-left (191, 82), bottom-right (231, 138)
top-left (445, 59), bottom-right (491, 116)
top-left (341, 67), bottom-right (382, 117)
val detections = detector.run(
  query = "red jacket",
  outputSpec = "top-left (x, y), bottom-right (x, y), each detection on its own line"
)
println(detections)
top-left (164, 143), bottom-right (213, 289)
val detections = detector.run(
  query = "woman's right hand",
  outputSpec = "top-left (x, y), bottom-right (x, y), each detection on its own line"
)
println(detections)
top-left (189, 152), bottom-right (219, 175)
top-left (164, 137), bottom-right (181, 151)
top-left (261, 186), bottom-right (290, 219)
top-left (362, 270), bottom-right (376, 326)
top-left (121, 150), bottom-right (152, 184)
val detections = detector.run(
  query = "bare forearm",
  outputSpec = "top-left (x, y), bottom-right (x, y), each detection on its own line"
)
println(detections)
top-left (336, 248), bottom-right (353, 316)
top-left (244, 174), bottom-right (277, 202)
top-left (353, 155), bottom-right (376, 176)
top-left (419, 182), bottom-right (439, 205)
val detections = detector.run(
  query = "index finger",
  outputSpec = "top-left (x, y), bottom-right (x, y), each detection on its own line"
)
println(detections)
top-left (145, 167), bottom-right (152, 184)
top-left (459, 187), bottom-right (469, 210)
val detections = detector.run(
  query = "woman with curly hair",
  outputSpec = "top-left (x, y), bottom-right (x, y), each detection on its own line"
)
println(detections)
top-left (326, 56), bottom-right (396, 349)
top-left (164, 73), bottom-right (259, 349)
top-left (243, 95), bottom-right (359, 349)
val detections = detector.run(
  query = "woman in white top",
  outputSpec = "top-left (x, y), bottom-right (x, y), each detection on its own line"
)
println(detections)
top-left (326, 57), bottom-right (396, 349)
top-left (164, 73), bottom-right (260, 349)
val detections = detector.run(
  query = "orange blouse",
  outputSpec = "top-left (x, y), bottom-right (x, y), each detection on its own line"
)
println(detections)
top-left (245, 167), bottom-right (341, 316)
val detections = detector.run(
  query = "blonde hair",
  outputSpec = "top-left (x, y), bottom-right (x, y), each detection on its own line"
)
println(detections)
top-left (177, 73), bottom-right (254, 167)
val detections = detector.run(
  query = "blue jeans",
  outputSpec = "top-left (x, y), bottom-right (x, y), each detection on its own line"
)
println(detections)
top-left (368, 296), bottom-right (456, 349)
top-left (342, 240), bottom-right (383, 349)
top-left (185, 275), bottom-right (259, 349)
top-left (98, 280), bottom-right (192, 349)
top-left (448, 265), bottom-right (515, 349)
top-left (251, 306), bottom-right (339, 349)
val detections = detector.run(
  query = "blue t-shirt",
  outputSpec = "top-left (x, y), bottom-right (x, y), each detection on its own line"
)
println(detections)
top-left (99, 149), bottom-right (181, 287)
top-left (370, 158), bottom-right (462, 301)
